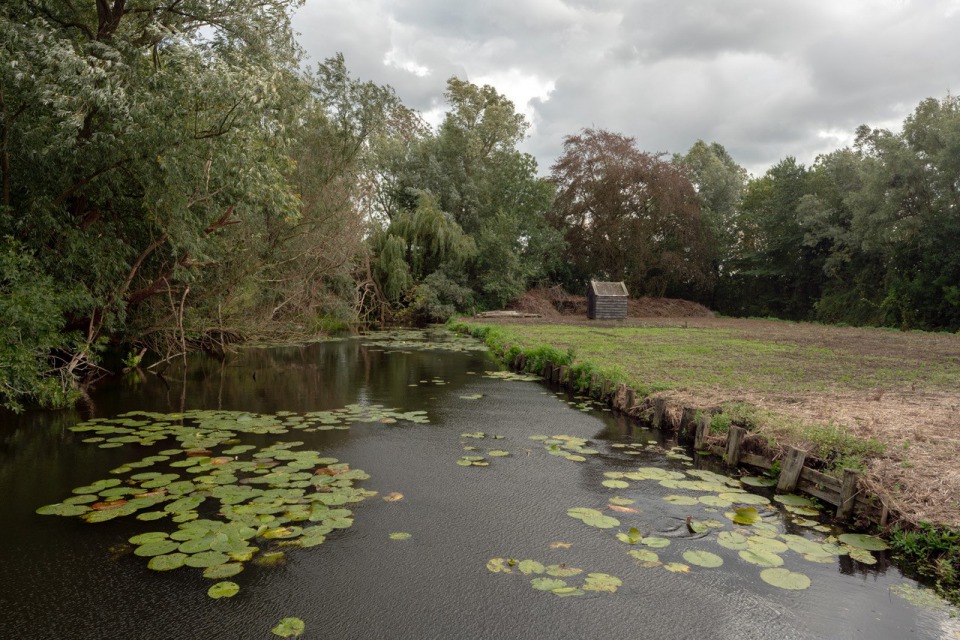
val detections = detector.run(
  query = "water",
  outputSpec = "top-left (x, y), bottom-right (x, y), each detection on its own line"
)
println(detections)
top-left (0, 330), bottom-right (955, 640)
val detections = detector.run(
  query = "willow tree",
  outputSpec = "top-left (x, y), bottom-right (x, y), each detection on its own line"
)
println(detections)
top-left (548, 129), bottom-right (711, 297)
top-left (0, 0), bottom-right (306, 407)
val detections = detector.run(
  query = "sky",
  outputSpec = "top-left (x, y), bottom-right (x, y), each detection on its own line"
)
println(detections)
top-left (293, 0), bottom-right (960, 177)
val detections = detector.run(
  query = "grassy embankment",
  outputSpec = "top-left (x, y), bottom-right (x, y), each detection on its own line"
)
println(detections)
top-left (451, 318), bottom-right (960, 598)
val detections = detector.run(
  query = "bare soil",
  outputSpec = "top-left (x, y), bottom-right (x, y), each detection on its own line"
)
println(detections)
top-left (472, 297), bottom-right (960, 528)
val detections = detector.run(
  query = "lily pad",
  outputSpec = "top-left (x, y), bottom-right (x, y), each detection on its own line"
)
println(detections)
top-left (774, 494), bottom-right (816, 507)
top-left (518, 560), bottom-right (545, 575)
top-left (134, 540), bottom-right (180, 557)
top-left (531, 577), bottom-right (567, 591)
top-left (682, 550), bottom-right (723, 568)
top-left (616, 527), bottom-right (642, 545)
top-left (486, 558), bottom-right (512, 573)
top-left (545, 564), bottom-right (582, 577)
top-left (664, 563), bottom-right (690, 573)
top-left (583, 573), bottom-right (622, 593)
top-left (740, 476), bottom-right (776, 487)
top-left (717, 531), bottom-right (750, 550)
top-left (207, 581), bottom-right (239, 599)
top-left (663, 495), bottom-right (698, 506)
top-left (628, 549), bottom-right (659, 563)
top-left (203, 563), bottom-right (244, 579)
top-left (389, 532), bottom-right (412, 540)
top-left (641, 537), bottom-right (671, 549)
top-left (271, 617), bottom-right (305, 638)
top-left (837, 533), bottom-right (890, 551)
top-left (731, 507), bottom-right (762, 525)
top-left (602, 480), bottom-right (630, 489)
top-left (488, 450), bottom-right (510, 457)
top-left (738, 549), bottom-right (784, 567)
top-left (147, 553), bottom-right (187, 571)
top-left (760, 568), bottom-right (811, 590)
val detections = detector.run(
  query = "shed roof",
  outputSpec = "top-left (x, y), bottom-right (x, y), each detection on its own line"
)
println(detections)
top-left (588, 280), bottom-right (629, 297)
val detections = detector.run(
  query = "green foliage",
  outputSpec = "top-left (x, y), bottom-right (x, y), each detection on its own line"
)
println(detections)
top-left (0, 241), bottom-right (85, 410)
top-left (890, 521), bottom-right (960, 604)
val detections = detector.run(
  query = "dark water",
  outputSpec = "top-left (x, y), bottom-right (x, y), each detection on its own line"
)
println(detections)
top-left (0, 331), bottom-right (955, 640)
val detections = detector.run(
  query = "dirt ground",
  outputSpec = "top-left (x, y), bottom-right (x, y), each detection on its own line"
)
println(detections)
top-left (472, 295), bottom-right (960, 528)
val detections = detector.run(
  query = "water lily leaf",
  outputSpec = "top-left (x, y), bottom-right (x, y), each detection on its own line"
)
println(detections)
top-left (518, 560), bottom-right (545, 575)
top-left (628, 549), bottom-right (659, 563)
top-left (698, 495), bottom-right (732, 508)
top-left (616, 527), bottom-right (643, 545)
top-left (551, 586), bottom-right (586, 597)
top-left (717, 532), bottom-right (750, 550)
top-left (738, 549), bottom-right (784, 567)
top-left (774, 494), bottom-right (816, 507)
top-left (837, 533), bottom-right (889, 551)
top-left (583, 573), bottom-right (622, 593)
top-left (486, 558), bottom-right (512, 573)
top-left (184, 551), bottom-right (231, 568)
top-left (567, 507), bottom-right (620, 529)
top-left (731, 507), bottom-right (762, 525)
top-left (271, 617), bottom-right (305, 638)
top-left (608, 496), bottom-right (635, 506)
top-left (147, 553), bottom-right (187, 571)
top-left (389, 532), bottom-right (411, 540)
top-left (639, 537), bottom-right (670, 549)
top-left (664, 563), bottom-right (690, 573)
top-left (760, 568), bottom-right (811, 590)
top-left (488, 450), bottom-right (510, 457)
top-left (720, 492), bottom-right (770, 506)
top-left (36, 503), bottom-right (91, 517)
top-left (747, 537), bottom-right (789, 554)
top-left (602, 480), bottom-right (630, 489)
top-left (785, 505), bottom-right (820, 516)
top-left (136, 511), bottom-right (167, 521)
top-left (531, 577), bottom-right (567, 591)
top-left (203, 563), bottom-right (244, 579)
top-left (740, 476), bottom-right (776, 487)
top-left (129, 532), bottom-right (169, 545)
top-left (663, 495), bottom-right (698, 506)
top-left (683, 550), bottom-right (723, 568)
top-left (207, 581), bottom-right (240, 599)
top-left (846, 546), bottom-right (879, 564)
top-left (134, 540), bottom-right (180, 557)
top-left (545, 564), bottom-right (582, 577)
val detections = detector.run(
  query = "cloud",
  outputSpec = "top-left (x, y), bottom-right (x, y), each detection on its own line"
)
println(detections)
top-left (292, 0), bottom-right (960, 177)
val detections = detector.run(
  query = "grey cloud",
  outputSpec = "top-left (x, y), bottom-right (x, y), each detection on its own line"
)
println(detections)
top-left (293, 0), bottom-right (960, 177)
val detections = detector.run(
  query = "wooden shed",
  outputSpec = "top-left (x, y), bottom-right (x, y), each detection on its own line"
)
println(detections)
top-left (587, 281), bottom-right (629, 320)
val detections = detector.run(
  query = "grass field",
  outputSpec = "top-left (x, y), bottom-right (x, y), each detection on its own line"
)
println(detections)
top-left (455, 316), bottom-right (960, 530)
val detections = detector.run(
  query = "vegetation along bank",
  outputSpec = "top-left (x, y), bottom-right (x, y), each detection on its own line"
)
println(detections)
top-left (453, 315), bottom-right (960, 600)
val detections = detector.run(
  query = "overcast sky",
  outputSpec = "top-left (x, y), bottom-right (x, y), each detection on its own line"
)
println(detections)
top-left (293, 0), bottom-right (960, 177)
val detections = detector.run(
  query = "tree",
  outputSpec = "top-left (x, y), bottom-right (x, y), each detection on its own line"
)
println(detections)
top-left (674, 140), bottom-right (748, 303)
top-left (0, 0), bottom-right (307, 404)
top-left (548, 128), bottom-right (711, 297)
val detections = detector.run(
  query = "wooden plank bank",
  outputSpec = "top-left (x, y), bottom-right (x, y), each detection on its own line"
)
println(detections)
top-left (531, 358), bottom-right (884, 525)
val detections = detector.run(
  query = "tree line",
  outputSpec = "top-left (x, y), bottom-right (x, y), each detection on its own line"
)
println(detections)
top-left (2, 0), bottom-right (958, 410)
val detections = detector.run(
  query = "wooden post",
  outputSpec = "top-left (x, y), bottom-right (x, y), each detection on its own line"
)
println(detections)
top-left (679, 408), bottom-right (698, 442)
top-left (652, 398), bottom-right (666, 429)
top-left (542, 360), bottom-right (551, 378)
top-left (590, 373), bottom-right (599, 398)
top-left (602, 379), bottom-right (612, 399)
top-left (694, 414), bottom-right (711, 450)
top-left (614, 383), bottom-right (627, 410)
top-left (725, 426), bottom-right (745, 466)
top-left (518, 354), bottom-right (526, 371)
top-left (558, 365), bottom-right (569, 387)
top-left (625, 388), bottom-right (636, 413)
top-left (776, 447), bottom-right (807, 492)
top-left (551, 364), bottom-right (560, 385)
top-left (836, 468), bottom-right (859, 521)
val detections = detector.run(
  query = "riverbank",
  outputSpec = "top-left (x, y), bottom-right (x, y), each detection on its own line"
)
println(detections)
top-left (452, 316), bottom-right (960, 582)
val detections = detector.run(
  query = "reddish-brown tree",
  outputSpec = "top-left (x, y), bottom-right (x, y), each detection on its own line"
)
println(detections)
top-left (548, 128), bottom-right (713, 297)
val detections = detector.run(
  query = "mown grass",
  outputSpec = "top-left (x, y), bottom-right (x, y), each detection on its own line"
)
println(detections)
top-left (452, 321), bottom-right (905, 475)
top-left (455, 324), bottom-right (959, 394)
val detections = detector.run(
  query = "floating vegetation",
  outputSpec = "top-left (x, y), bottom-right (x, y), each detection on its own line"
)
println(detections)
top-left (567, 507), bottom-right (620, 529)
top-left (271, 617), bottom-right (306, 638)
top-left (457, 456), bottom-right (489, 467)
top-left (459, 394), bottom-right (484, 400)
top-left (759, 568), bottom-right (811, 590)
top-left (35, 408), bottom-right (411, 597)
top-left (483, 370), bottom-right (541, 382)
top-left (389, 532), bottom-right (412, 540)
top-left (488, 558), bottom-right (620, 597)
top-left (361, 329), bottom-right (488, 353)
top-left (532, 434), bottom-right (600, 463)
